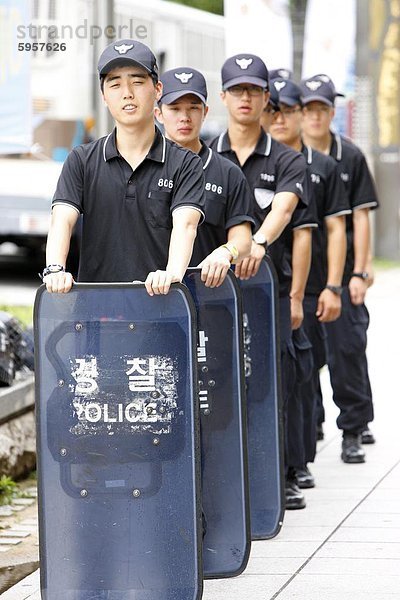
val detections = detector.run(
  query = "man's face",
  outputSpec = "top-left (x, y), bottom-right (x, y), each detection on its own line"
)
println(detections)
top-left (269, 102), bottom-right (302, 145)
top-left (260, 104), bottom-right (276, 132)
top-left (155, 95), bottom-right (207, 145)
top-left (301, 101), bottom-right (334, 138)
top-left (221, 83), bottom-right (269, 125)
top-left (102, 65), bottom-right (162, 125)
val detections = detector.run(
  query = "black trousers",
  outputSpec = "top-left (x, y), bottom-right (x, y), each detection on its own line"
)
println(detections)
top-left (324, 288), bottom-right (374, 434)
top-left (300, 295), bottom-right (327, 463)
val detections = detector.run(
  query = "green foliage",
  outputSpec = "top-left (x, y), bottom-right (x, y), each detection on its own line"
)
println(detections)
top-left (0, 305), bottom-right (33, 328)
top-left (166, 0), bottom-right (223, 15)
top-left (0, 475), bottom-right (19, 506)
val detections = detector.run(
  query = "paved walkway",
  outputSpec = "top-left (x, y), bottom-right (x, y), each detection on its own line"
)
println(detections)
top-left (4, 268), bottom-right (400, 599)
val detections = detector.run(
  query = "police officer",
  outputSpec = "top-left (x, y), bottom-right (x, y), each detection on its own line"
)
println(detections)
top-left (300, 74), bottom-right (379, 463)
top-left (154, 67), bottom-right (254, 281)
top-left (209, 54), bottom-right (309, 509)
top-left (268, 77), bottom-right (350, 485)
top-left (43, 39), bottom-right (206, 296)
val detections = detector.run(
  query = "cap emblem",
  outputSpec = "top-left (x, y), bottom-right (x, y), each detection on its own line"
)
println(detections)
top-left (306, 80), bottom-right (322, 91)
top-left (235, 57), bottom-right (253, 70)
top-left (274, 80), bottom-right (286, 91)
top-left (114, 43), bottom-right (134, 55)
top-left (174, 72), bottom-right (193, 84)
top-left (317, 75), bottom-right (330, 83)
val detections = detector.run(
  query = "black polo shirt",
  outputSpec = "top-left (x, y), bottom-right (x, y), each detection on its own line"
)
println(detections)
top-left (52, 127), bottom-right (206, 282)
top-left (330, 133), bottom-right (379, 285)
top-left (299, 144), bottom-right (351, 295)
top-left (190, 142), bottom-right (255, 265)
top-left (209, 128), bottom-right (308, 296)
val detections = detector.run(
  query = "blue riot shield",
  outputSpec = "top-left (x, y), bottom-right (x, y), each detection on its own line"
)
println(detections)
top-left (34, 283), bottom-right (202, 600)
top-left (238, 256), bottom-right (285, 540)
top-left (184, 269), bottom-right (250, 579)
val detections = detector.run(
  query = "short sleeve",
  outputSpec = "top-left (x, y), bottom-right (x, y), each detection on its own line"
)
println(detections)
top-left (171, 151), bottom-right (206, 221)
top-left (275, 150), bottom-right (308, 207)
top-left (52, 147), bottom-right (84, 214)
top-left (324, 160), bottom-right (351, 218)
top-left (225, 163), bottom-right (256, 230)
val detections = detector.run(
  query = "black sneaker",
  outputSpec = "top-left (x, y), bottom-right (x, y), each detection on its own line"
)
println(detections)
top-left (285, 472), bottom-right (306, 509)
top-left (361, 427), bottom-right (376, 444)
top-left (341, 432), bottom-right (366, 463)
top-left (295, 465), bottom-right (315, 489)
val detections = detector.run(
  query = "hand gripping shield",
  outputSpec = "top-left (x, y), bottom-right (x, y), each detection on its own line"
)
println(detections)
top-left (184, 269), bottom-right (251, 578)
top-left (238, 256), bottom-right (285, 539)
top-left (34, 283), bottom-right (202, 600)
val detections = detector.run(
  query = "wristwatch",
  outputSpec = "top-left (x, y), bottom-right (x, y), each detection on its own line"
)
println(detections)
top-left (41, 264), bottom-right (65, 279)
top-left (253, 232), bottom-right (268, 248)
top-left (325, 284), bottom-right (343, 296)
top-left (352, 271), bottom-right (369, 280)
top-left (221, 243), bottom-right (239, 262)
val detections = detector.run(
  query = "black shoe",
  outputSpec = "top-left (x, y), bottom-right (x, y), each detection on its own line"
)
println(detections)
top-left (295, 465), bottom-right (315, 489)
top-left (341, 432), bottom-right (366, 463)
top-left (285, 475), bottom-right (306, 509)
top-left (361, 427), bottom-right (376, 444)
top-left (316, 423), bottom-right (324, 441)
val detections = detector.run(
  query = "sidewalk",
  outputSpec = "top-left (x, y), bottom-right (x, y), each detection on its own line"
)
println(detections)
top-left (4, 268), bottom-right (400, 600)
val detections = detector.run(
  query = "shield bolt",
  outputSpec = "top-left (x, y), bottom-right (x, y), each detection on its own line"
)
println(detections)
top-left (58, 379), bottom-right (64, 387)
top-left (132, 489), bottom-right (141, 498)
top-left (129, 323), bottom-right (135, 330)
top-left (75, 323), bottom-right (83, 331)
top-left (208, 380), bottom-right (216, 387)
top-left (204, 409), bottom-right (211, 416)
top-left (151, 391), bottom-right (159, 399)
top-left (198, 380), bottom-right (203, 387)
top-left (153, 437), bottom-right (160, 446)
top-left (146, 406), bottom-right (153, 415)
top-left (80, 489), bottom-right (88, 498)
top-left (159, 406), bottom-right (166, 414)
top-left (201, 366), bottom-right (208, 373)
top-left (60, 448), bottom-right (67, 457)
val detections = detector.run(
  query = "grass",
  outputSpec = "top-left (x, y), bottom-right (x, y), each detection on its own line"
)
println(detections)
top-left (373, 257), bottom-right (400, 270)
top-left (0, 475), bottom-right (19, 506)
top-left (0, 304), bottom-right (33, 328)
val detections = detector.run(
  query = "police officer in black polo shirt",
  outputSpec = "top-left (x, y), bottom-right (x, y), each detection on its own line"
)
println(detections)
top-left (154, 67), bottom-right (254, 281)
top-left (43, 39), bottom-right (205, 296)
top-left (268, 77), bottom-right (350, 486)
top-left (300, 74), bottom-right (379, 463)
top-left (209, 54), bottom-right (309, 509)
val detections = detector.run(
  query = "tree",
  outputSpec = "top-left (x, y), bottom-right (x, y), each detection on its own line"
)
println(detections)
top-left (166, 0), bottom-right (223, 15)
top-left (289, 0), bottom-right (308, 80)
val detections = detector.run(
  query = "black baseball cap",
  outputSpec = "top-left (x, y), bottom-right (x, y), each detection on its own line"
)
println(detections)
top-left (98, 39), bottom-right (158, 80)
top-left (300, 74), bottom-right (342, 106)
top-left (269, 68), bottom-right (293, 81)
top-left (271, 78), bottom-right (302, 106)
top-left (159, 67), bottom-right (207, 105)
top-left (221, 54), bottom-right (269, 90)
top-left (313, 74), bottom-right (345, 97)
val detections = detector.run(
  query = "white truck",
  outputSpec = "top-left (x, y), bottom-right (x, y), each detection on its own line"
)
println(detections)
top-left (0, 157), bottom-right (63, 256)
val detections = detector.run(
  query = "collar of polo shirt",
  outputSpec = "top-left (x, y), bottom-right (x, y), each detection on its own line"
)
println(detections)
top-left (103, 127), bottom-right (167, 163)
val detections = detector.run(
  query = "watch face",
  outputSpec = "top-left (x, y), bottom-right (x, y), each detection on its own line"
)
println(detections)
top-left (254, 233), bottom-right (266, 245)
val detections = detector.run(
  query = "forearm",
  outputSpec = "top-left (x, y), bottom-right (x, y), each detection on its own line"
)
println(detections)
top-left (326, 216), bottom-right (346, 286)
top-left (256, 193), bottom-right (298, 245)
top-left (227, 222), bottom-right (252, 261)
top-left (166, 221), bottom-right (198, 280)
top-left (352, 208), bottom-right (370, 272)
top-left (290, 228), bottom-right (312, 300)
top-left (46, 209), bottom-right (77, 267)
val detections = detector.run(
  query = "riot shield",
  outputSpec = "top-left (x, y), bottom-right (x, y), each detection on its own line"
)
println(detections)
top-left (184, 269), bottom-right (250, 579)
top-left (238, 256), bottom-right (285, 540)
top-left (34, 283), bottom-right (202, 600)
